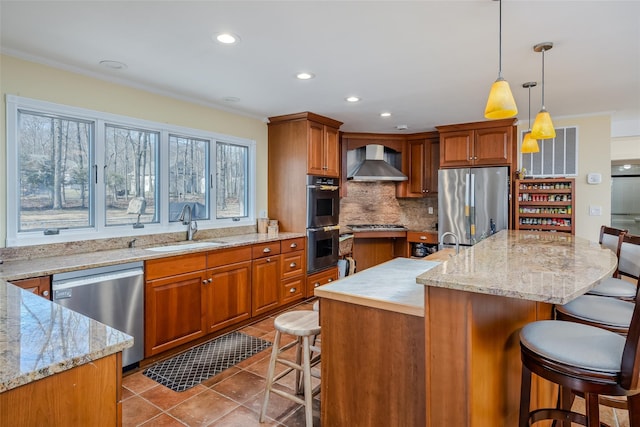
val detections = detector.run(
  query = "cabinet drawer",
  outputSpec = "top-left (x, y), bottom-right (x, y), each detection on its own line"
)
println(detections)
top-left (306, 266), bottom-right (339, 297)
top-left (252, 242), bottom-right (281, 259)
top-left (145, 253), bottom-right (207, 280)
top-left (281, 251), bottom-right (304, 280)
top-left (282, 277), bottom-right (304, 305)
top-left (406, 231), bottom-right (438, 244)
top-left (281, 237), bottom-right (305, 254)
top-left (207, 246), bottom-right (252, 269)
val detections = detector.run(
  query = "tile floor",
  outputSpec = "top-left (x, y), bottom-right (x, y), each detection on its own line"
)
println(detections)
top-left (122, 298), bottom-right (630, 427)
top-left (122, 300), bottom-right (320, 427)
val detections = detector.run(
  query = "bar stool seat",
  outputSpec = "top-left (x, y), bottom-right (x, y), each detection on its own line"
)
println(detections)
top-left (519, 312), bottom-right (640, 426)
top-left (587, 277), bottom-right (636, 299)
top-left (260, 310), bottom-right (321, 427)
top-left (556, 294), bottom-right (634, 335)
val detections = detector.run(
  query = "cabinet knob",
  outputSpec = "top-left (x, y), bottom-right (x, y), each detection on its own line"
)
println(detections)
top-left (327, 278), bottom-right (333, 282)
top-left (289, 287), bottom-right (296, 293)
top-left (208, 278), bottom-right (212, 283)
top-left (290, 262), bottom-right (296, 268)
top-left (314, 282), bottom-right (320, 288)
top-left (42, 290), bottom-right (49, 297)
top-left (263, 247), bottom-right (271, 253)
top-left (290, 243), bottom-right (297, 248)
top-left (266, 258), bottom-right (271, 262)
top-left (202, 280), bottom-right (208, 284)
top-left (420, 236), bottom-right (426, 240)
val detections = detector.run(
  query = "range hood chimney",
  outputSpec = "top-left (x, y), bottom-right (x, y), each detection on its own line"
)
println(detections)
top-left (347, 144), bottom-right (408, 182)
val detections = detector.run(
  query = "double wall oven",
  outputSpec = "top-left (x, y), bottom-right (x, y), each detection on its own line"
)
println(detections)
top-left (306, 175), bottom-right (340, 273)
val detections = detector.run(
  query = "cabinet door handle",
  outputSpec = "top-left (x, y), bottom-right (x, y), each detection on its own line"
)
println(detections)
top-left (263, 247), bottom-right (271, 253)
top-left (290, 262), bottom-right (296, 268)
top-left (290, 243), bottom-right (297, 248)
top-left (289, 287), bottom-right (296, 293)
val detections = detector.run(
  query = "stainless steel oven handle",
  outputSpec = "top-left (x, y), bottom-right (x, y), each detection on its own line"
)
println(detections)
top-left (307, 185), bottom-right (339, 191)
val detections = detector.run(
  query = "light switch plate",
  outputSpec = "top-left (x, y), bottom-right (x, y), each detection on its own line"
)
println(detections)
top-left (589, 205), bottom-right (602, 216)
top-left (428, 207), bottom-right (434, 215)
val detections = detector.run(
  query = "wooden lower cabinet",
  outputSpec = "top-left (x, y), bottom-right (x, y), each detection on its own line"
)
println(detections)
top-left (352, 235), bottom-right (407, 271)
top-left (9, 276), bottom-right (51, 299)
top-left (145, 270), bottom-right (207, 357)
top-left (205, 260), bottom-right (252, 333)
top-left (251, 255), bottom-right (281, 317)
top-left (0, 353), bottom-right (122, 426)
top-left (306, 266), bottom-right (339, 298)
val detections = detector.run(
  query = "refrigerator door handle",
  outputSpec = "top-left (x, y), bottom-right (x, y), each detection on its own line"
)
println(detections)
top-left (465, 173), bottom-right (470, 217)
top-left (470, 173), bottom-right (476, 239)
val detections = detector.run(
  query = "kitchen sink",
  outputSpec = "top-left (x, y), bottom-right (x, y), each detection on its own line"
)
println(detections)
top-left (145, 241), bottom-right (226, 252)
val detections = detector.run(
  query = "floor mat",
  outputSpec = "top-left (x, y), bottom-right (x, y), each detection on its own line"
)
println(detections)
top-left (143, 331), bottom-right (272, 392)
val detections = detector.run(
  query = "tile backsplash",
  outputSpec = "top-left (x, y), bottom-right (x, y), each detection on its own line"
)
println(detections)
top-left (340, 182), bottom-right (437, 231)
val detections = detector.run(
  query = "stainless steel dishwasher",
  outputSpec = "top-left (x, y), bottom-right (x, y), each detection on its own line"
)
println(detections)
top-left (52, 261), bottom-right (144, 368)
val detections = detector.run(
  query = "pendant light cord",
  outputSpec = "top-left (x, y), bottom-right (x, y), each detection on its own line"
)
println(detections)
top-left (528, 85), bottom-right (532, 131)
top-left (498, 0), bottom-right (503, 79)
top-left (541, 48), bottom-right (546, 108)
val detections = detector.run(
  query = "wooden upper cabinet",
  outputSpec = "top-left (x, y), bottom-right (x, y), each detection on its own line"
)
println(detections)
top-left (397, 132), bottom-right (439, 198)
top-left (437, 118), bottom-right (517, 169)
top-left (308, 120), bottom-right (340, 177)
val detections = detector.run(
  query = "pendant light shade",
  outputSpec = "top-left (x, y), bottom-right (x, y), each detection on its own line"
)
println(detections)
top-left (484, 0), bottom-right (517, 119)
top-left (485, 78), bottom-right (518, 119)
top-left (521, 132), bottom-right (539, 153)
top-left (521, 81), bottom-right (540, 153)
top-left (531, 42), bottom-right (555, 139)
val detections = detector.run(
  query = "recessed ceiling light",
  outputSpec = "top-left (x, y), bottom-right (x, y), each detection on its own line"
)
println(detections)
top-left (99, 60), bottom-right (127, 70)
top-left (623, 164), bottom-right (632, 169)
top-left (215, 33), bottom-right (240, 44)
top-left (345, 96), bottom-right (360, 103)
top-left (380, 112), bottom-right (391, 117)
top-left (296, 72), bottom-right (315, 80)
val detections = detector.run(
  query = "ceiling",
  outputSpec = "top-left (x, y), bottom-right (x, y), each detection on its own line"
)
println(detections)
top-left (1, 1), bottom-right (639, 135)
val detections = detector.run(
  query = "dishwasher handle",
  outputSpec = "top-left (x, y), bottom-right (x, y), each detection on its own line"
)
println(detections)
top-left (52, 267), bottom-right (143, 291)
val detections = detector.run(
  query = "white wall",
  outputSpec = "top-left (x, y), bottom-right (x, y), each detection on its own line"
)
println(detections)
top-left (0, 54), bottom-right (269, 248)
top-left (612, 136), bottom-right (640, 161)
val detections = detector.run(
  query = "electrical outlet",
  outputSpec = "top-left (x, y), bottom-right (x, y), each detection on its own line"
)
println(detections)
top-left (259, 209), bottom-right (267, 218)
top-left (428, 207), bottom-right (434, 215)
top-left (589, 205), bottom-right (602, 216)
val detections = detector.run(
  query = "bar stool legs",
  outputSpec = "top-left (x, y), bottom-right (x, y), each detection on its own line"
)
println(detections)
top-left (259, 310), bottom-right (320, 427)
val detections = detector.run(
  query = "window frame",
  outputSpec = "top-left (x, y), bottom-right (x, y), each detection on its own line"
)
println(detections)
top-left (6, 95), bottom-right (256, 247)
top-left (518, 126), bottom-right (579, 178)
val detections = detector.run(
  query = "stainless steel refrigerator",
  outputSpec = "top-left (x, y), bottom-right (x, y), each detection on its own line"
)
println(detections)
top-left (438, 166), bottom-right (509, 246)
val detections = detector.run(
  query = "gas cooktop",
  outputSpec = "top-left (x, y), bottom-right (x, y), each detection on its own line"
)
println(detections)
top-left (347, 224), bottom-right (408, 231)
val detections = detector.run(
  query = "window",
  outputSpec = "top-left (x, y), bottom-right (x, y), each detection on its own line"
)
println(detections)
top-left (519, 127), bottom-right (578, 177)
top-left (6, 95), bottom-right (256, 246)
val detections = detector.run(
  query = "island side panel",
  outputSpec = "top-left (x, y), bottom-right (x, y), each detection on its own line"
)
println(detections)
top-left (320, 298), bottom-right (425, 426)
top-left (425, 286), bottom-right (555, 427)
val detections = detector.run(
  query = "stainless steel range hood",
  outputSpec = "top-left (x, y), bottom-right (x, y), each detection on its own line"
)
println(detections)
top-left (347, 144), bottom-right (407, 182)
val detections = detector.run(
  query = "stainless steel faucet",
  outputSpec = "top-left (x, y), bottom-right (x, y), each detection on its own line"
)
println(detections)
top-left (440, 231), bottom-right (460, 255)
top-left (178, 205), bottom-right (198, 241)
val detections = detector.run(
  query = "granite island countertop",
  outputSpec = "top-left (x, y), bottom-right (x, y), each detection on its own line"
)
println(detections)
top-left (0, 283), bottom-right (133, 392)
top-left (416, 229), bottom-right (618, 304)
top-left (314, 257), bottom-right (441, 317)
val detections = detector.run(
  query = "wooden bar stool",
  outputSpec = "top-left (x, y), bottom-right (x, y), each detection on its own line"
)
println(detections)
top-left (588, 230), bottom-right (639, 301)
top-left (519, 297), bottom-right (640, 426)
top-left (260, 310), bottom-right (321, 427)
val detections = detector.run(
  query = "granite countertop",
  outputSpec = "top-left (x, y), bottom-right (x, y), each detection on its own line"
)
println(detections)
top-left (0, 283), bottom-right (133, 392)
top-left (416, 230), bottom-right (618, 304)
top-left (0, 231), bottom-right (305, 281)
top-left (314, 257), bottom-right (441, 317)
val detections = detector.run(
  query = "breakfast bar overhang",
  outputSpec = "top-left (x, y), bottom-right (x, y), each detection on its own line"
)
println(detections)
top-left (315, 230), bottom-right (618, 426)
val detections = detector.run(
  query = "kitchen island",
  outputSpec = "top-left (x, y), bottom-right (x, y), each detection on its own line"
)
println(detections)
top-left (0, 282), bottom-right (133, 426)
top-left (315, 230), bottom-right (618, 426)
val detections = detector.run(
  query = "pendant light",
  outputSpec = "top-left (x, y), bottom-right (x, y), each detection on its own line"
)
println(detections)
top-left (521, 82), bottom-right (540, 153)
top-left (484, 0), bottom-right (518, 119)
top-left (531, 42), bottom-right (556, 139)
